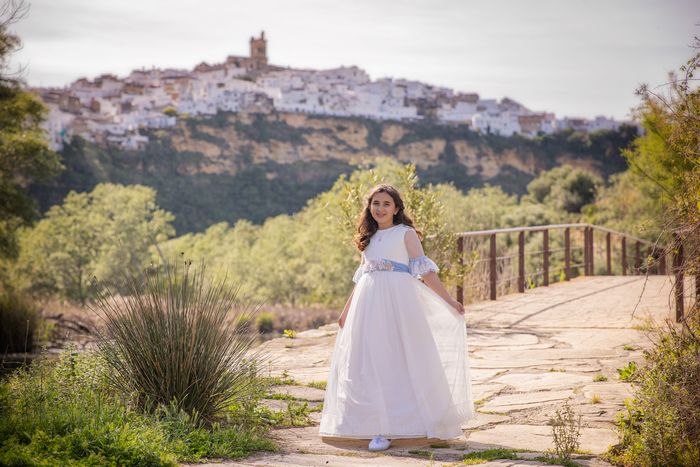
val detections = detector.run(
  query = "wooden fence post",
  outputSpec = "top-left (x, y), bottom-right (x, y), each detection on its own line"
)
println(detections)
top-left (590, 228), bottom-right (595, 275)
top-left (622, 237), bottom-right (627, 276)
top-left (564, 227), bottom-right (571, 280)
top-left (456, 236), bottom-right (464, 304)
top-left (543, 229), bottom-right (549, 286)
top-left (635, 241), bottom-right (641, 274)
top-left (518, 231), bottom-right (525, 293)
top-left (673, 233), bottom-right (684, 322)
top-left (606, 232), bottom-right (612, 275)
top-left (583, 227), bottom-right (590, 276)
top-left (489, 233), bottom-right (497, 300)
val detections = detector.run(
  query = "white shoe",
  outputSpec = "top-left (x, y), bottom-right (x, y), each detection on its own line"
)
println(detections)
top-left (368, 435), bottom-right (391, 451)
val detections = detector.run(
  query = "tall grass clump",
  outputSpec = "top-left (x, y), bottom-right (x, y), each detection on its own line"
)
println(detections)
top-left (0, 290), bottom-right (40, 353)
top-left (92, 259), bottom-right (264, 422)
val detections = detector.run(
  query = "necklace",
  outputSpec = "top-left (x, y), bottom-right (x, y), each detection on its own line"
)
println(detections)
top-left (375, 224), bottom-right (396, 242)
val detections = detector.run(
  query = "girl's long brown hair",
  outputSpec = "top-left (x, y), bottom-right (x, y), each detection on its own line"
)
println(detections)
top-left (353, 184), bottom-right (422, 251)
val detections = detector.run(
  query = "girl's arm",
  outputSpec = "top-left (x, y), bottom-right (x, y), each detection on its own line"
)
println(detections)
top-left (405, 229), bottom-right (465, 315)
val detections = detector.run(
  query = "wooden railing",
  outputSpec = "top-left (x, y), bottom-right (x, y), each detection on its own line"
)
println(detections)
top-left (453, 223), bottom-right (689, 321)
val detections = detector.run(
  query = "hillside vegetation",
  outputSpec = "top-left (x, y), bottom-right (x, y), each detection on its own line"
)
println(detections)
top-left (30, 112), bottom-right (637, 233)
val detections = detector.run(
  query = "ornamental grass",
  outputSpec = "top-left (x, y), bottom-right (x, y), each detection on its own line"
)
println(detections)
top-left (92, 259), bottom-right (264, 422)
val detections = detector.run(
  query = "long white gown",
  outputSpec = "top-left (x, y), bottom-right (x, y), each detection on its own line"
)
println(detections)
top-left (319, 223), bottom-right (474, 440)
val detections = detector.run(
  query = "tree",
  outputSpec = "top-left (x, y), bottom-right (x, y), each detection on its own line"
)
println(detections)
top-left (0, 1), bottom-right (62, 260)
top-left (524, 165), bottom-right (602, 214)
top-left (14, 184), bottom-right (175, 304)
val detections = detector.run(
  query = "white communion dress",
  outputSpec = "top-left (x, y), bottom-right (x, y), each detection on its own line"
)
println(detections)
top-left (319, 223), bottom-right (474, 440)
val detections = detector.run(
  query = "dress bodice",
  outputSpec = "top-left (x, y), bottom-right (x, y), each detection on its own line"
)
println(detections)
top-left (363, 224), bottom-right (411, 265)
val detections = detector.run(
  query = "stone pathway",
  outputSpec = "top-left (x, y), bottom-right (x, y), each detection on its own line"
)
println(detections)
top-left (199, 276), bottom-right (674, 466)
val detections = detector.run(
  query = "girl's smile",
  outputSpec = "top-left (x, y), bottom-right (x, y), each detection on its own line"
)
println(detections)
top-left (370, 192), bottom-right (399, 229)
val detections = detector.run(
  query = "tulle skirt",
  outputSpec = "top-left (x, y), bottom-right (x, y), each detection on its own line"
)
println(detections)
top-left (319, 271), bottom-right (474, 440)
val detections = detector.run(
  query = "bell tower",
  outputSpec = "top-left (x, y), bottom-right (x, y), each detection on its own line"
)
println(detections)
top-left (249, 31), bottom-right (268, 71)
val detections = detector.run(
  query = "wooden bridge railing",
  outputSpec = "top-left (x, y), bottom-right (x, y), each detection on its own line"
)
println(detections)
top-left (453, 223), bottom-right (688, 322)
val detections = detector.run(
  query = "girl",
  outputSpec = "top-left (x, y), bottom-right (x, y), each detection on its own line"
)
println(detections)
top-left (319, 184), bottom-right (474, 451)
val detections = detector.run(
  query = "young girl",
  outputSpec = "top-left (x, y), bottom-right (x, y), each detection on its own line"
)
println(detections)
top-left (319, 184), bottom-right (474, 451)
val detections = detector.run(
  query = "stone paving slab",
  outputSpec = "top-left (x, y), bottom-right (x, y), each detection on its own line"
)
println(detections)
top-left (481, 390), bottom-right (575, 413)
top-left (493, 372), bottom-right (592, 392)
top-left (466, 424), bottom-right (618, 455)
top-left (208, 276), bottom-right (671, 466)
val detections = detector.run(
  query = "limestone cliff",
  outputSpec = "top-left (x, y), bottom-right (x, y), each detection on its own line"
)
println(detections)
top-left (31, 111), bottom-right (637, 233)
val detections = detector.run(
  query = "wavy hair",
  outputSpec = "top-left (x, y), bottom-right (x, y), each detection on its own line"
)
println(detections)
top-left (353, 184), bottom-right (422, 251)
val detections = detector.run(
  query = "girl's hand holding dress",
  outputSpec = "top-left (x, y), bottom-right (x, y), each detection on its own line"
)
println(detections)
top-left (449, 298), bottom-right (465, 315)
top-left (404, 229), bottom-right (465, 316)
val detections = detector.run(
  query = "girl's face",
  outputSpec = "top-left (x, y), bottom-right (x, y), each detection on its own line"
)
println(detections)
top-left (370, 191), bottom-right (399, 228)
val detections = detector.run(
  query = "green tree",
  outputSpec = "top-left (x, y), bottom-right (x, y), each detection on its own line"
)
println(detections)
top-left (14, 184), bottom-right (174, 303)
top-left (583, 170), bottom-right (663, 239)
top-left (435, 184), bottom-right (518, 232)
top-left (0, 1), bottom-right (62, 260)
top-left (524, 165), bottom-right (602, 214)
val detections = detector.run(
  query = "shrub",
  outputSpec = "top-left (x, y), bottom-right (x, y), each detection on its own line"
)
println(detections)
top-left (0, 350), bottom-right (178, 466)
top-left (0, 349), bottom-right (276, 465)
top-left (256, 311), bottom-right (274, 334)
top-left (606, 309), bottom-right (700, 466)
top-left (616, 361), bottom-right (638, 381)
top-left (0, 290), bottom-right (40, 353)
top-left (92, 259), bottom-right (265, 421)
top-left (549, 401), bottom-right (582, 462)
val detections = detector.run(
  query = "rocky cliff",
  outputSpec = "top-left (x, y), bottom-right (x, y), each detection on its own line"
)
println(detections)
top-left (31, 112), bottom-right (637, 233)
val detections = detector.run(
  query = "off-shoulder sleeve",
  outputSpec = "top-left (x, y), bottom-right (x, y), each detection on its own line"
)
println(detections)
top-left (409, 255), bottom-right (439, 279)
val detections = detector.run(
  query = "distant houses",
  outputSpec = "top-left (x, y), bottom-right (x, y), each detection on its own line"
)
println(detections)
top-left (35, 32), bottom-right (633, 151)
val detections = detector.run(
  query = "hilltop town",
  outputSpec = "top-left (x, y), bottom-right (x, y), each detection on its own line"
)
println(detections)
top-left (37, 32), bottom-right (629, 151)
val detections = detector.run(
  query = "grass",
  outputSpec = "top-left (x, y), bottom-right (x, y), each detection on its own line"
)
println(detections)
top-left (0, 350), bottom-right (278, 465)
top-left (622, 344), bottom-right (638, 351)
top-left (265, 392), bottom-right (298, 401)
top-left (429, 442), bottom-right (451, 448)
top-left (533, 455), bottom-right (581, 466)
top-left (591, 394), bottom-right (602, 404)
top-left (262, 370), bottom-right (297, 386)
top-left (460, 449), bottom-right (581, 466)
top-left (408, 449), bottom-right (432, 458)
top-left (593, 374), bottom-right (608, 382)
top-left (307, 380), bottom-right (327, 390)
top-left (461, 448), bottom-right (520, 464)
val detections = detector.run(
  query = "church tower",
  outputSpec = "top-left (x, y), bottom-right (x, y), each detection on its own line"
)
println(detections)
top-left (249, 31), bottom-right (268, 71)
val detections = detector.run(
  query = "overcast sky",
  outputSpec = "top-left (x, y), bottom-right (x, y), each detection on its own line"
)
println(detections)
top-left (8, 0), bottom-right (699, 120)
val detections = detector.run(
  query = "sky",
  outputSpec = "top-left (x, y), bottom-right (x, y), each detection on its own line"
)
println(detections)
top-left (7, 0), bottom-right (700, 120)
